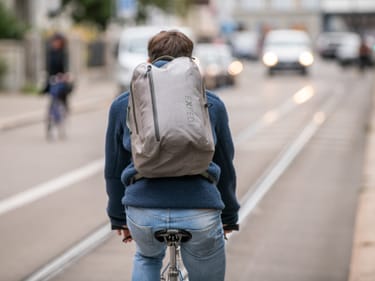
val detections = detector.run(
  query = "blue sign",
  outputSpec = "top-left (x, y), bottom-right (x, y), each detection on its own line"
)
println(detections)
top-left (117, 0), bottom-right (137, 18)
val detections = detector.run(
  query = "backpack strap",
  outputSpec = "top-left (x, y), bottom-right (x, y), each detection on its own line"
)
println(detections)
top-left (128, 172), bottom-right (216, 185)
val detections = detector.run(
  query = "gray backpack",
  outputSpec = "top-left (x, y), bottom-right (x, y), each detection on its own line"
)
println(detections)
top-left (127, 57), bottom-right (215, 178)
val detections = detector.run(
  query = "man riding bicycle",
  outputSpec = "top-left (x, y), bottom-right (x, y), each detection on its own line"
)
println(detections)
top-left (105, 30), bottom-right (240, 281)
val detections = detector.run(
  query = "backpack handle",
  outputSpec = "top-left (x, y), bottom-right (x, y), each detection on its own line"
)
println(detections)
top-left (151, 55), bottom-right (175, 64)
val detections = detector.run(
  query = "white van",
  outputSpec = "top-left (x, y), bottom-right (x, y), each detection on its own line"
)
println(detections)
top-left (116, 26), bottom-right (194, 93)
top-left (262, 29), bottom-right (314, 75)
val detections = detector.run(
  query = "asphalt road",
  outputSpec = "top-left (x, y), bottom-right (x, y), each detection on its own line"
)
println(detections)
top-left (0, 59), bottom-right (373, 281)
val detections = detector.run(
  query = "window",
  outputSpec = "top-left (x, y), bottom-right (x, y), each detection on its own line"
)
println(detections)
top-left (271, 0), bottom-right (294, 10)
top-left (240, 0), bottom-right (264, 11)
top-left (300, 0), bottom-right (319, 10)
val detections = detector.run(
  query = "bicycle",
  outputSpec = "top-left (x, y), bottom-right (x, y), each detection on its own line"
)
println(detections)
top-left (154, 229), bottom-right (192, 281)
top-left (46, 96), bottom-right (67, 140)
top-left (45, 73), bottom-right (72, 140)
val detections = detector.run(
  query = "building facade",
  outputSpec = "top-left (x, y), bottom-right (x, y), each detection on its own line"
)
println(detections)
top-left (232, 0), bottom-right (322, 39)
top-left (231, 0), bottom-right (375, 39)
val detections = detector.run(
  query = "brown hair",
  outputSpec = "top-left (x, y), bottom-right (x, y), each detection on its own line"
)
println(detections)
top-left (148, 30), bottom-right (193, 62)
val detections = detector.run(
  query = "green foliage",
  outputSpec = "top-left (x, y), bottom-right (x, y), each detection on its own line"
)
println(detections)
top-left (0, 2), bottom-right (27, 39)
top-left (62, 0), bottom-right (115, 29)
top-left (61, 0), bottom-right (192, 28)
top-left (21, 82), bottom-right (39, 95)
top-left (146, 0), bottom-right (191, 15)
top-left (137, 0), bottom-right (191, 23)
top-left (0, 57), bottom-right (7, 88)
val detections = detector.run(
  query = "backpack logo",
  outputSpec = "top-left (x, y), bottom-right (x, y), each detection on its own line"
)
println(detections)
top-left (184, 96), bottom-right (195, 123)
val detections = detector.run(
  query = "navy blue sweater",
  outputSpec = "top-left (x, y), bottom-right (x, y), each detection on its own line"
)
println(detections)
top-left (105, 74), bottom-right (239, 229)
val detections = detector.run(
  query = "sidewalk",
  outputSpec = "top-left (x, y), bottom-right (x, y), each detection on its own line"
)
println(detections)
top-left (348, 72), bottom-right (375, 281)
top-left (0, 68), bottom-right (117, 130)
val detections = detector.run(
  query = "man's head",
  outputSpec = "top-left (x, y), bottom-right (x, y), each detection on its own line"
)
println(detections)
top-left (148, 30), bottom-right (193, 62)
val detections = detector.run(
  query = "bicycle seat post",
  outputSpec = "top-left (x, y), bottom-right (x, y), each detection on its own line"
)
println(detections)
top-left (168, 239), bottom-right (179, 280)
top-left (154, 229), bottom-right (192, 281)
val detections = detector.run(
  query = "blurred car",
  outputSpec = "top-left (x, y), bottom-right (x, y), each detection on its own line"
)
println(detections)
top-left (336, 33), bottom-right (375, 67)
top-left (194, 43), bottom-right (243, 89)
top-left (229, 31), bottom-right (260, 60)
top-left (336, 32), bottom-right (361, 66)
top-left (316, 31), bottom-right (353, 59)
top-left (116, 26), bottom-right (194, 94)
top-left (261, 29), bottom-right (314, 75)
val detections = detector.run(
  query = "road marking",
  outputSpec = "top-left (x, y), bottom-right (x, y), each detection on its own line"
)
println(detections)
top-left (22, 93), bottom-right (336, 281)
top-left (0, 85), bottom-right (314, 217)
top-left (234, 85), bottom-right (315, 145)
top-left (226, 92), bottom-right (340, 241)
top-left (0, 159), bottom-right (104, 216)
top-left (24, 223), bottom-right (111, 281)
top-left (2, 84), bottom-right (320, 280)
top-left (234, 91), bottom-right (339, 232)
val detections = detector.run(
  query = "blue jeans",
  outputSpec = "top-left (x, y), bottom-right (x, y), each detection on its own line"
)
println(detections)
top-left (126, 207), bottom-right (225, 281)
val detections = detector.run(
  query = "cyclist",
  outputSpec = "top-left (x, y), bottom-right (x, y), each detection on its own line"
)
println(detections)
top-left (42, 33), bottom-right (70, 110)
top-left (105, 30), bottom-right (240, 281)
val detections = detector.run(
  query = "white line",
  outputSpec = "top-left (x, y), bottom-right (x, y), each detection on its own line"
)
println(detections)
top-left (24, 223), bottom-right (111, 281)
top-left (239, 96), bottom-right (338, 224)
top-left (234, 85), bottom-right (314, 145)
top-left (0, 158), bottom-right (104, 216)
top-left (21, 105), bottom-right (327, 280)
top-left (18, 85), bottom-right (326, 280)
top-left (238, 120), bottom-right (318, 223)
top-left (0, 86), bottom-right (311, 216)
top-left (227, 92), bottom-right (340, 239)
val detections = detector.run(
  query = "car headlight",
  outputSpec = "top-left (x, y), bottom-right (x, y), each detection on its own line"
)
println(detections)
top-left (228, 60), bottom-right (243, 76)
top-left (262, 52), bottom-right (278, 67)
top-left (299, 51), bottom-right (314, 66)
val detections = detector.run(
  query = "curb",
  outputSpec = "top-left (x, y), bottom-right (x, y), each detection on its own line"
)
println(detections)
top-left (0, 95), bottom-right (114, 131)
top-left (348, 73), bottom-right (375, 281)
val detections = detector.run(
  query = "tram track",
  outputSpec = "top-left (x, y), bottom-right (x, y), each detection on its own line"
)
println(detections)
top-left (21, 81), bottom-right (348, 281)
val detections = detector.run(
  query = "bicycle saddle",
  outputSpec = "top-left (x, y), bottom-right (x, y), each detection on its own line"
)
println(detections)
top-left (154, 229), bottom-right (192, 243)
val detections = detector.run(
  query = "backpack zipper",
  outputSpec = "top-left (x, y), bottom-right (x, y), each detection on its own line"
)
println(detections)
top-left (147, 65), bottom-right (160, 141)
top-left (129, 84), bottom-right (139, 134)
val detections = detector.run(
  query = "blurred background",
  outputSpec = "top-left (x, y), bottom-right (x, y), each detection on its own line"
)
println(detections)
top-left (0, 0), bottom-right (374, 93)
top-left (1, 1), bottom-right (375, 281)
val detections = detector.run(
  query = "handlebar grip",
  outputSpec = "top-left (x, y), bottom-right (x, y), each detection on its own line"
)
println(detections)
top-left (223, 224), bottom-right (239, 231)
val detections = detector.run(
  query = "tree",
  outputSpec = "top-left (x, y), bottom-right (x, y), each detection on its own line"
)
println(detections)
top-left (0, 2), bottom-right (27, 39)
top-left (136, 0), bottom-right (192, 23)
top-left (62, 0), bottom-right (115, 30)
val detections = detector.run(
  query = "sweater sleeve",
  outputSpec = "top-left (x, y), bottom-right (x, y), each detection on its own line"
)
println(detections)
top-left (104, 97), bottom-right (131, 228)
top-left (211, 96), bottom-right (240, 226)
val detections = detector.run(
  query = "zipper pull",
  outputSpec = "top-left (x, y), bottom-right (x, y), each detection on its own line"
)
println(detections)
top-left (145, 65), bottom-right (152, 77)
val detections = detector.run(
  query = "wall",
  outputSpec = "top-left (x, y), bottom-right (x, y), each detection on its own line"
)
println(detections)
top-left (0, 40), bottom-right (25, 92)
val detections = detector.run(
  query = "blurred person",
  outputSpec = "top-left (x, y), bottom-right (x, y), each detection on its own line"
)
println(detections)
top-left (358, 36), bottom-right (371, 71)
top-left (42, 33), bottom-right (71, 110)
top-left (105, 30), bottom-right (240, 281)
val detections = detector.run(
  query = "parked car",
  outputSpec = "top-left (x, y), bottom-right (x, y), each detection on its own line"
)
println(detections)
top-left (229, 31), bottom-right (260, 60)
top-left (336, 33), bottom-right (375, 67)
top-left (261, 29), bottom-right (314, 75)
top-left (316, 31), bottom-right (353, 59)
top-left (115, 26), bottom-right (194, 94)
top-left (194, 43), bottom-right (243, 89)
top-left (336, 32), bottom-right (361, 66)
